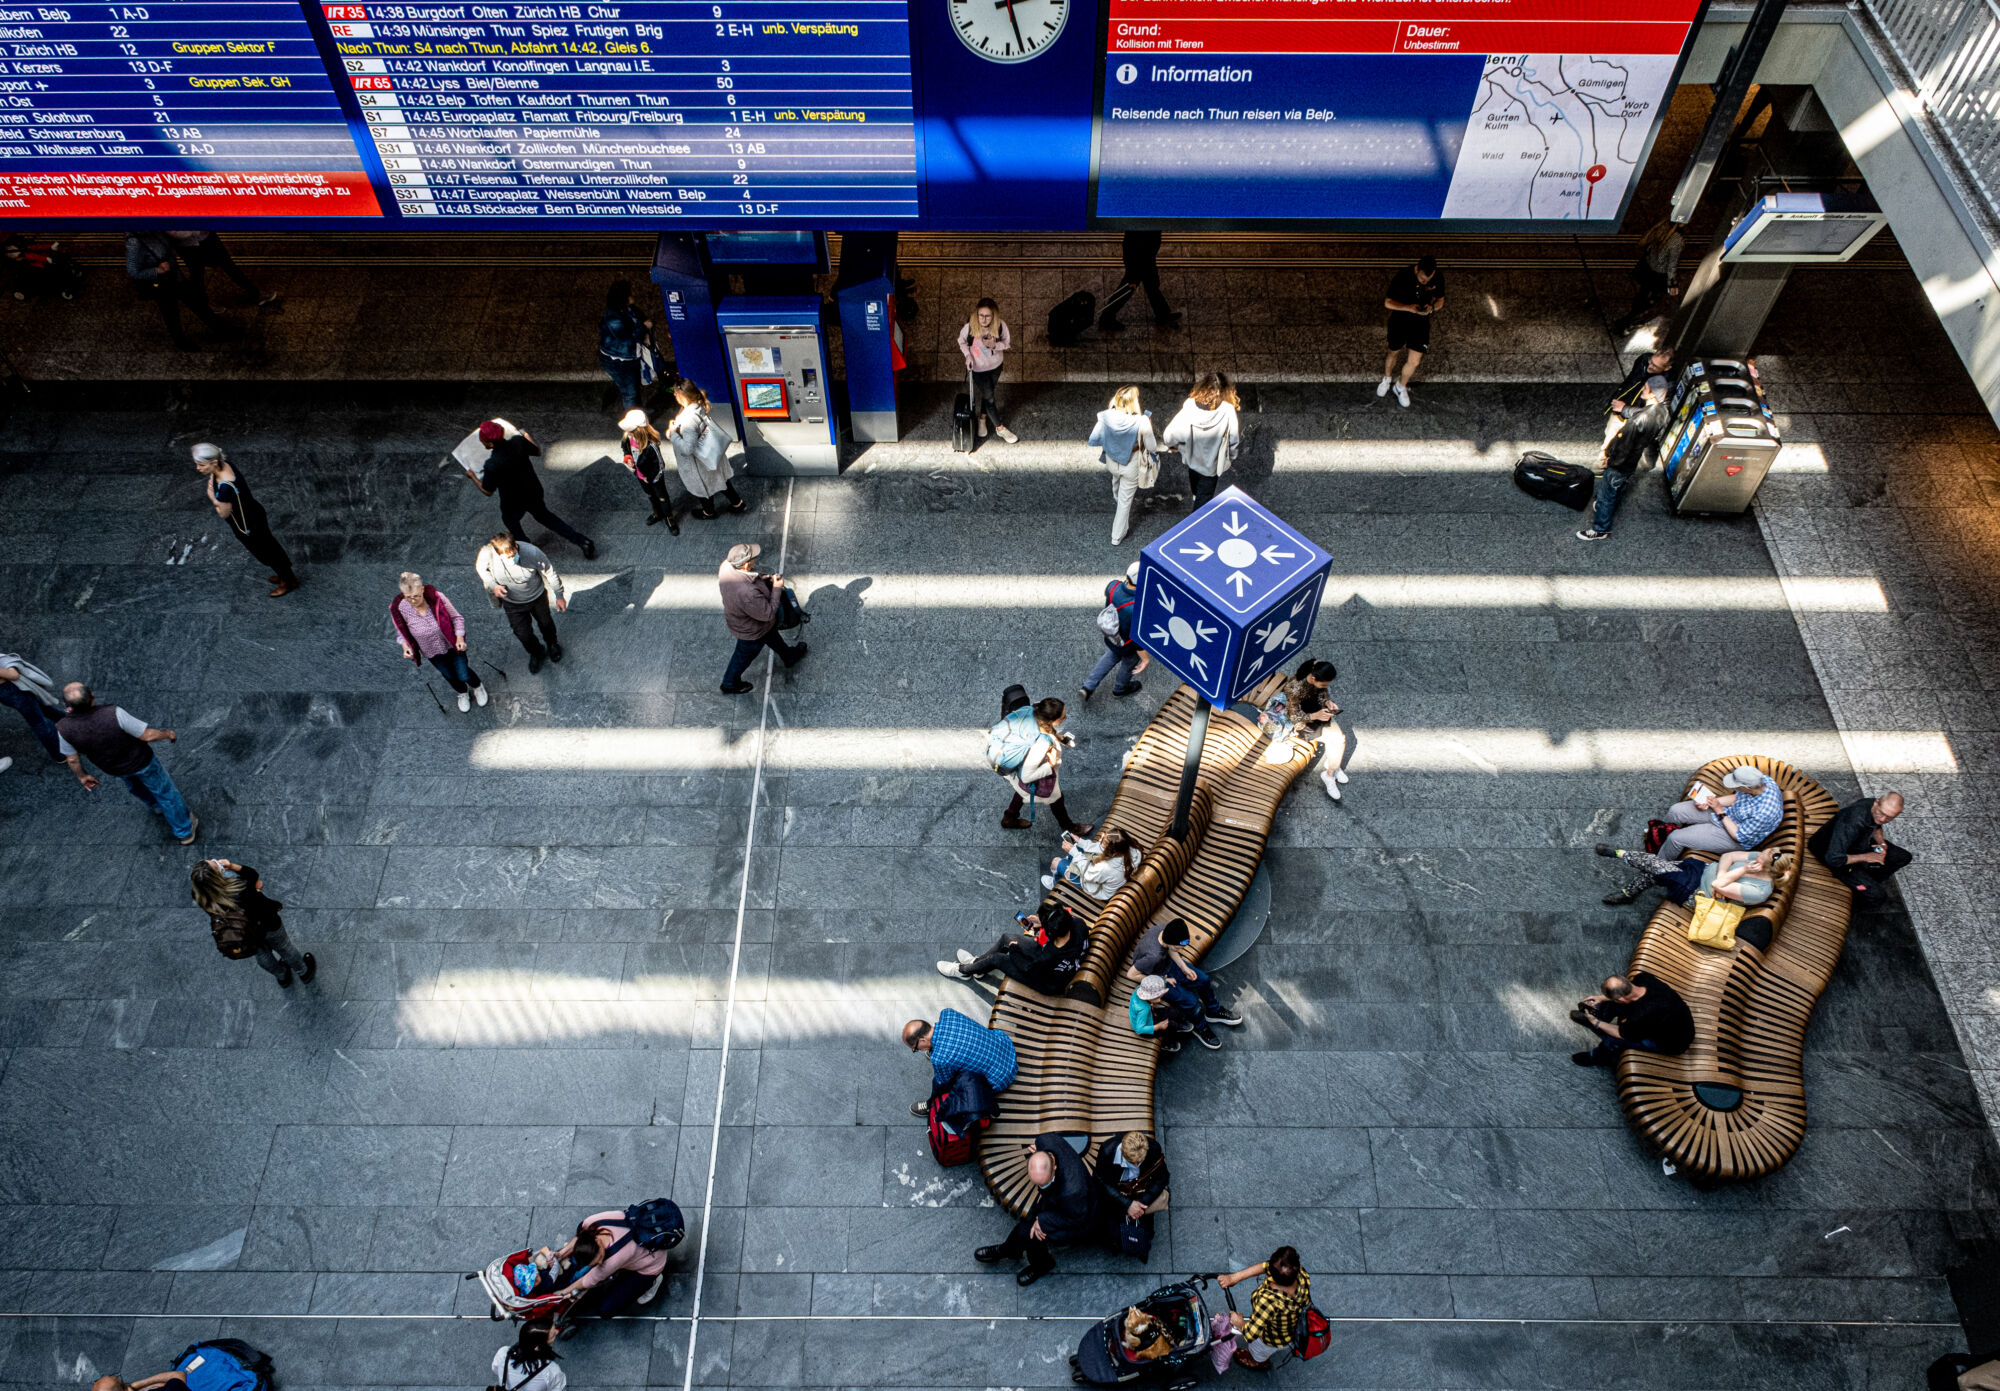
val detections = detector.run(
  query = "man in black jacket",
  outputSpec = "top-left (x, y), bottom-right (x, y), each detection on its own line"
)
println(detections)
top-left (1809, 791), bottom-right (1911, 899)
top-left (975, 1132), bottom-right (1108, 1285)
top-left (1098, 231), bottom-right (1180, 332)
top-left (1577, 376), bottom-right (1668, 542)
top-left (1571, 971), bottom-right (1693, 1067)
top-left (937, 901), bottom-right (1087, 995)
top-left (1602, 346), bottom-right (1674, 451)
top-left (1093, 1132), bottom-right (1170, 1242)
top-left (475, 420), bottom-right (596, 558)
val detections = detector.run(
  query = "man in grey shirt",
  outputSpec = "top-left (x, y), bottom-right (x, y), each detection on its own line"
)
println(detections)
top-left (476, 531), bottom-right (567, 674)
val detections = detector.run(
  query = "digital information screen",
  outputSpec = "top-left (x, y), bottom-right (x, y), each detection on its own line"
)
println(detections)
top-left (332, 0), bottom-right (918, 220)
top-left (1094, 0), bottom-right (1703, 222)
top-left (0, 0), bottom-right (381, 217)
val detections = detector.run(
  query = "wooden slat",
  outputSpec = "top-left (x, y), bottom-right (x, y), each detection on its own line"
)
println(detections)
top-left (1611, 756), bottom-right (1853, 1181)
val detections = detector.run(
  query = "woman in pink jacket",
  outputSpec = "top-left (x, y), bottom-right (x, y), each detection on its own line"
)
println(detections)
top-left (556, 1210), bottom-right (669, 1316)
top-left (388, 571), bottom-right (486, 713)
top-left (957, 297), bottom-right (1017, 444)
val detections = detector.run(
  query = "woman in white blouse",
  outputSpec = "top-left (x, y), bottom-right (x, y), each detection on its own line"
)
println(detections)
top-left (1044, 826), bottom-right (1139, 900)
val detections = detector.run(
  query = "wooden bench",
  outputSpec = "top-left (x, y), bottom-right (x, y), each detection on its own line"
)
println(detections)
top-left (1614, 755), bottom-right (1852, 1181)
top-left (978, 683), bottom-right (1318, 1215)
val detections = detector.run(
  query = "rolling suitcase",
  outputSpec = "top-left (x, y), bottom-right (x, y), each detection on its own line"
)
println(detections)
top-left (1513, 450), bottom-right (1594, 511)
top-left (1047, 290), bottom-right (1095, 347)
top-left (952, 370), bottom-right (974, 453)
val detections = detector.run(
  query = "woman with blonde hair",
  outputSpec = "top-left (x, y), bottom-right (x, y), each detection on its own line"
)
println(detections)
top-left (190, 859), bottom-right (315, 988)
top-left (957, 297), bottom-right (1016, 443)
top-left (1089, 385), bottom-right (1161, 545)
top-left (1597, 843), bottom-right (1794, 908)
top-left (1044, 825), bottom-right (1138, 900)
top-left (665, 378), bottom-right (747, 519)
top-left (389, 570), bottom-right (485, 712)
top-left (1161, 371), bottom-right (1241, 508)
top-left (617, 408), bottom-right (680, 533)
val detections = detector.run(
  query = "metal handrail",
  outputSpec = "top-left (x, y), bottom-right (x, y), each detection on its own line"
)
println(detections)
top-left (1859, 0), bottom-right (2000, 207)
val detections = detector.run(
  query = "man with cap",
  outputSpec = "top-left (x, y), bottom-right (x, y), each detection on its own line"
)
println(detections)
top-left (1657, 764), bottom-right (1784, 857)
top-left (1577, 374), bottom-right (1669, 542)
top-left (55, 683), bottom-right (197, 844)
top-left (476, 532), bottom-right (567, 675)
top-left (192, 442), bottom-right (300, 597)
top-left (718, 542), bottom-right (806, 695)
top-left (1130, 972), bottom-right (1220, 1051)
top-left (1080, 560), bottom-right (1149, 701)
top-left (974, 1131), bottom-right (1113, 1286)
top-left (473, 420), bottom-right (596, 559)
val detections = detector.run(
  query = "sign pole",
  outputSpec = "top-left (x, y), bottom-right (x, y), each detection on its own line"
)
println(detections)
top-left (1168, 701), bottom-right (1212, 843)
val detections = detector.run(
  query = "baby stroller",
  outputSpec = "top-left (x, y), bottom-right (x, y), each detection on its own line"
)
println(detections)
top-left (1070, 1276), bottom-right (1215, 1387)
top-left (468, 1249), bottom-right (586, 1335)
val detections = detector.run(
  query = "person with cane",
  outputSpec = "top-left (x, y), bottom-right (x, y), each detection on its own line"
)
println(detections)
top-left (388, 571), bottom-right (487, 713)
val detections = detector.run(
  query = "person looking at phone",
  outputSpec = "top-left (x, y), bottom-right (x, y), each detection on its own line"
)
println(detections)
top-left (936, 899), bottom-right (1088, 994)
top-left (1656, 765), bottom-right (1783, 856)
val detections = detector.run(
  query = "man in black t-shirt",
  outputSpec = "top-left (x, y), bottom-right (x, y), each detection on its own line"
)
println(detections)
top-left (1571, 971), bottom-right (1693, 1067)
top-left (1377, 256), bottom-right (1446, 409)
top-left (474, 420), bottom-right (597, 559)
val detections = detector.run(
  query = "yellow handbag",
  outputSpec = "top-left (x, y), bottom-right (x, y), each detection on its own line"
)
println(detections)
top-left (1687, 894), bottom-right (1744, 950)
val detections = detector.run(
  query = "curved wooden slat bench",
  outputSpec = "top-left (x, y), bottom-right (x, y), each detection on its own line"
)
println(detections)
top-left (1615, 755), bottom-right (1851, 1182)
top-left (979, 690), bottom-right (1317, 1216)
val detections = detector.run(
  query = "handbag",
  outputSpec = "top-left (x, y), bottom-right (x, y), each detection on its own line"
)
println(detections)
top-left (1118, 1220), bottom-right (1152, 1262)
top-left (1687, 893), bottom-right (1744, 949)
top-left (693, 412), bottom-right (729, 471)
top-left (637, 339), bottom-right (658, 386)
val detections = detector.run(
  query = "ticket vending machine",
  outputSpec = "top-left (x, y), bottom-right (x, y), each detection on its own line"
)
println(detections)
top-left (713, 297), bottom-right (839, 476)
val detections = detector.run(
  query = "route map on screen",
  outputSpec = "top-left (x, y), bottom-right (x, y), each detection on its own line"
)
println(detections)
top-left (1093, 0), bottom-right (1703, 223)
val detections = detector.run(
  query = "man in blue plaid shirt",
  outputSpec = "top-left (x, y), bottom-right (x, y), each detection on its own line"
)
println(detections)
top-left (902, 1008), bottom-right (1018, 1117)
top-left (1659, 765), bottom-right (1784, 857)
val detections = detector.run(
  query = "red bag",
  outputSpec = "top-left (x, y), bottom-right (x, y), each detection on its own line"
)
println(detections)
top-left (1294, 1306), bottom-right (1331, 1360)
top-left (927, 1092), bottom-right (977, 1166)
top-left (1643, 819), bottom-right (1672, 855)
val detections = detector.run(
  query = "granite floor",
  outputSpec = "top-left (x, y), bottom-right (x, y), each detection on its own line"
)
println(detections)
top-left (0, 311), bottom-right (1994, 1391)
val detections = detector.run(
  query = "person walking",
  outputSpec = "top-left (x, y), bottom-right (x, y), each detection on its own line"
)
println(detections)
top-left (477, 533), bottom-right (567, 675)
top-left (1577, 376), bottom-right (1668, 542)
top-left (718, 542), bottom-right (807, 694)
top-left (0, 650), bottom-right (65, 764)
top-left (192, 442), bottom-right (300, 596)
top-left (474, 420), bottom-right (597, 558)
top-left (999, 696), bottom-right (1091, 834)
top-left (56, 683), bottom-right (197, 844)
top-left (1377, 256), bottom-right (1446, 408)
top-left (1080, 560), bottom-right (1149, 701)
top-left (389, 571), bottom-right (487, 712)
top-left (1098, 231), bottom-right (1180, 332)
top-left (1091, 386), bottom-right (1162, 546)
top-left (1161, 372), bottom-right (1241, 508)
top-left (665, 380), bottom-right (748, 519)
top-left (957, 297), bottom-right (1017, 444)
top-left (617, 409), bottom-right (680, 532)
top-left (167, 231), bottom-right (278, 308)
top-left (599, 278), bottom-right (654, 411)
top-left (1613, 220), bottom-right (1686, 336)
top-left (491, 1321), bottom-right (565, 1391)
top-left (1218, 1247), bottom-right (1312, 1371)
top-left (190, 858), bottom-right (316, 988)
top-left (125, 230), bottom-right (229, 349)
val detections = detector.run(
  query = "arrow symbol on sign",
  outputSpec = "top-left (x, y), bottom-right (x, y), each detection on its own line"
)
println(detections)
top-left (1225, 571), bottom-right (1253, 597)
top-left (1261, 545), bottom-right (1296, 564)
top-left (1149, 625), bottom-right (1171, 645)
top-left (1178, 543), bottom-right (1214, 562)
top-left (1153, 586), bottom-right (1175, 613)
top-left (1222, 511), bottom-right (1249, 537)
top-left (1189, 653), bottom-right (1209, 677)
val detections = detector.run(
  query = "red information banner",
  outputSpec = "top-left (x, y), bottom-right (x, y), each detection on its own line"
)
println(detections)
top-left (0, 172), bottom-right (384, 219)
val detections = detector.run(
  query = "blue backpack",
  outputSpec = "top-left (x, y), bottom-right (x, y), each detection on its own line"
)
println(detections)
top-left (607, 1198), bottom-right (685, 1258)
top-left (175, 1341), bottom-right (272, 1391)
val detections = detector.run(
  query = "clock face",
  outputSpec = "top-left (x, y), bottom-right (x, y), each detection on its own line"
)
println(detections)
top-left (950, 0), bottom-right (1066, 62)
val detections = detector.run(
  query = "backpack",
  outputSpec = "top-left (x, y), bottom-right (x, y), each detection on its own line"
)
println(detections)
top-left (611, 1197), bottom-right (685, 1255)
top-left (1294, 1304), bottom-right (1332, 1360)
top-left (1096, 579), bottom-right (1136, 640)
top-left (175, 1340), bottom-right (273, 1391)
top-left (984, 705), bottom-right (1044, 775)
top-left (208, 911), bottom-right (260, 960)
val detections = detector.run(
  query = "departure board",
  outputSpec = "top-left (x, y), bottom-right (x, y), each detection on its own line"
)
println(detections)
top-left (0, 0), bottom-right (381, 216)
top-left (330, 0), bottom-right (919, 219)
top-left (1094, 0), bottom-right (1701, 223)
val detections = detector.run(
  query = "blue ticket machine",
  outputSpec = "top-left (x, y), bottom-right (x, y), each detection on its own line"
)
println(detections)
top-left (714, 296), bottom-right (839, 476)
top-left (833, 232), bottom-right (900, 443)
top-left (649, 233), bottom-right (728, 418)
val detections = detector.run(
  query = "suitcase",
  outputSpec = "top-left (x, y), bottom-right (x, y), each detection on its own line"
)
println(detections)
top-left (927, 1091), bottom-right (974, 1166)
top-left (952, 369), bottom-right (974, 453)
top-left (1047, 290), bottom-right (1095, 347)
top-left (1513, 450), bottom-right (1594, 511)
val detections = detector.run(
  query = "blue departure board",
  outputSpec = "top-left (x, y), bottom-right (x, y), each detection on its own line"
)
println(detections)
top-left (0, 0), bottom-right (382, 216)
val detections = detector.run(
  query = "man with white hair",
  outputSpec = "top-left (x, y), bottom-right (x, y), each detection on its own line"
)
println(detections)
top-left (1657, 765), bottom-right (1785, 857)
top-left (1080, 560), bottom-right (1149, 701)
top-left (974, 1131), bottom-right (1109, 1286)
top-left (717, 542), bottom-right (806, 695)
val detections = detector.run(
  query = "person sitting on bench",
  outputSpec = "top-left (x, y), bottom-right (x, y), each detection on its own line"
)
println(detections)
top-left (937, 899), bottom-right (1088, 993)
top-left (1656, 765), bottom-right (1784, 857)
top-left (902, 1007), bottom-right (1017, 1118)
top-left (974, 1132), bottom-right (1110, 1287)
top-left (1130, 973), bottom-right (1218, 1051)
top-left (1131, 916), bottom-right (1242, 1029)
top-left (1569, 972), bottom-right (1693, 1068)
top-left (1809, 791), bottom-right (1912, 900)
top-left (1596, 845), bottom-right (1793, 908)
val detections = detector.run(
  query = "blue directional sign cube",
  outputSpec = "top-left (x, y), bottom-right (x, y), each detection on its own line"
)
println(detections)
top-left (1133, 486), bottom-right (1333, 706)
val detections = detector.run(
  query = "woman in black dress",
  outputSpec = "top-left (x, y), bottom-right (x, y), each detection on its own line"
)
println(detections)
top-left (190, 859), bottom-right (316, 988)
top-left (193, 441), bottom-right (300, 596)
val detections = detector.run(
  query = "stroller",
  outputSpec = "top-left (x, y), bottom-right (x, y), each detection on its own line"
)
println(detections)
top-left (1070, 1276), bottom-right (1216, 1387)
top-left (468, 1249), bottom-right (587, 1334)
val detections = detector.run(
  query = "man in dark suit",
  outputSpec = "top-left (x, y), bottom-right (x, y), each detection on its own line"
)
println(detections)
top-left (1094, 1131), bottom-right (1170, 1258)
top-left (974, 1132), bottom-right (1107, 1286)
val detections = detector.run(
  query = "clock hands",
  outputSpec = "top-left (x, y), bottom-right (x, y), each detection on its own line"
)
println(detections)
top-left (1000, 0), bottom-right (1025, 52)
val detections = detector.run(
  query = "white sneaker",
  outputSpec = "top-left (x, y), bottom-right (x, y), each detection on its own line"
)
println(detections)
top-left (1321, 769), bottom-right (1342, 801)
top-left (0, 756), bottom-right (11, 774)
top-left (1393, 383), bottom-right (1411, 409)
top-left (995, 425), bottom-right (1018, 444)
top-left (1040, 875), bottom-right (1056, 890)
top-left (1375, 377), bottom-right (1392, 397)
top-left (1333, 768), bottom-right (1349, 784)
top-left (473, 684), bottom-right (489, 707)
top-left (457, 691), bottom-right (471, 713)
top-left (937, 960), bottom-right (968, 979)
top-left (637, 1273), bottom-right (663, 1305)
top-left (955, 949), bottom-right (975, 966)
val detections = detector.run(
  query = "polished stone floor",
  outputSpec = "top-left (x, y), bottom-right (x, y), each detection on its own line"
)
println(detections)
top-left (0, 315), bottom-right (1993, 1390)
